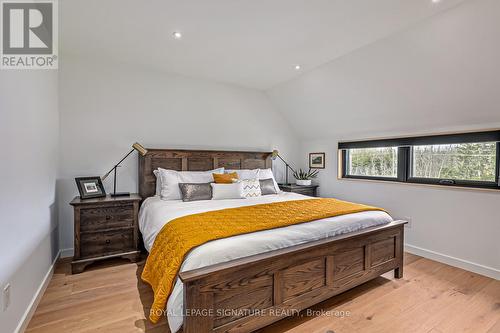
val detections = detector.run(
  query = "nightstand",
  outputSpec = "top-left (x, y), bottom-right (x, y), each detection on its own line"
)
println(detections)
top-left (70, 194), bottom-right (142, 274)
top-left (279, 184), bottom-right (319, 197)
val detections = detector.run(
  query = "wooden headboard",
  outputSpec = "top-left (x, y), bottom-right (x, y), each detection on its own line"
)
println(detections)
top-left (138, 149), bottom-right (273, 199)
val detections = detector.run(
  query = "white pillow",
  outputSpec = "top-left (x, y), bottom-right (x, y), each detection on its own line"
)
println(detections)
top-left (159, 167), bottom-right (224, 200)
top-left (234, 178), bottom-right (262, 198)
top-left (257, 168), bottom-right (280, 193)
top-left (211, 183), bottom-right (244, 200)
top-left (225, 169), bottom-right (259, 180)
top-left (153, 170), bottom-right (161, 196)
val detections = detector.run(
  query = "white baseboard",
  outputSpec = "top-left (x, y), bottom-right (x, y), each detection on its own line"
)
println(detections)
top-left (405, 244), bottom-right (500, 280)
top-left (15, 250), bottom-right (61, 333)
top-left (57, 246), bottom-right (500, 279)
top-left (60, 248), bottom-right (74, 258)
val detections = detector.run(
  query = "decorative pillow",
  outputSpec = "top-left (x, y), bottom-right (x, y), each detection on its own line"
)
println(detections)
top-left (225, 169), bottom-right (259, 180)
top-left (259, 178), bottom-right (278, 195)
top-left (257, 168), bottom-right (280, 193)
top-left (158, 167), bottom-right (224, 200)
top-left (211, 183), bottom-right (245, 200)
top-left (213, 172), bottom-right (239, 184)
top-left (234, 178), bottom-right (262, 198)
top-left (178, 183), bottom-right (212, 202)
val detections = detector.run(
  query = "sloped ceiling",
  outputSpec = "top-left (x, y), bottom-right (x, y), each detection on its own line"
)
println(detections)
top-left (267, 0), bottom-right (500, 139)
top-left (61, 0), bottom-right (465, 90)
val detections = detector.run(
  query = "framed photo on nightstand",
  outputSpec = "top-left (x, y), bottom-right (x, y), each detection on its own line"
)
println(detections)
top-left (75, 176), bottom-right (106, 199)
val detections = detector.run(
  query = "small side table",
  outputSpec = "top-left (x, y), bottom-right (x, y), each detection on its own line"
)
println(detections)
top-left (279, 184), bottom-right (319, 197)
top-left (69, 194), bottom-right (142, 274)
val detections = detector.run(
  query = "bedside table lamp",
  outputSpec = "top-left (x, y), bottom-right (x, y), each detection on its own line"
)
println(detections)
top-left (102, 142), bottom-right (148, 197)
top-left (271, 149), bottom-right (296, 185)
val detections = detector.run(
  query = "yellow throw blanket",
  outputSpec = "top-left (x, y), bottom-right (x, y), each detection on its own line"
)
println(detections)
top-left (141, 198), bottom-right (384, 323)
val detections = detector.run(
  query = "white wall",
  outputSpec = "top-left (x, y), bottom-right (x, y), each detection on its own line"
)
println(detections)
top-left (58, 56), bottom-right (300, 254)
top-left (269, 0), bottom-right (500, 140)
top-left (268, 0), bottom-right (500, 278)
top-left (0, 70), bottom-right (59, 332)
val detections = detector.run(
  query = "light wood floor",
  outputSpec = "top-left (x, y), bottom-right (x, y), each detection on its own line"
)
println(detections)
top-left (26, 253), bottom-right (500, 333)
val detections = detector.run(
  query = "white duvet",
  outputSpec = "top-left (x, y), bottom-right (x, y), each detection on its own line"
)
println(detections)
top-left (139, 192), bottom-right (392, 332)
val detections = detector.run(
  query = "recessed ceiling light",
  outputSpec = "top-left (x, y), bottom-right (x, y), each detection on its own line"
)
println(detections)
top-left (294, 65), bottom-right (301, 70)
top-left (431, 0), bottom-right (441, 3)
top-left (172, 31), bottom-right (182, 39)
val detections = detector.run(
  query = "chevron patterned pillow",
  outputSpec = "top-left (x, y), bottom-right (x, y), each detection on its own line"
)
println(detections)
top-left (234, 178), bottom-right (262, 198)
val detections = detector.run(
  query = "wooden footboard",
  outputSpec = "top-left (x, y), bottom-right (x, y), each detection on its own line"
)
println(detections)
top-left (179, 220), bottom-right (406, 333)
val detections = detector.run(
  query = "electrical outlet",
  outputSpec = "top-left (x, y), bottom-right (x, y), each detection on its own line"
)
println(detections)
top-left (2, 283), bottom-right (11, 312)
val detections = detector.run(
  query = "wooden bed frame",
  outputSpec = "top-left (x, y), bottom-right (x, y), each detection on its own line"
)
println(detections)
top-left (138, 149), bottom-right (406, 333)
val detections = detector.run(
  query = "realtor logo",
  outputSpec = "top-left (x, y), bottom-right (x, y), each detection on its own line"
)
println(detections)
top-left (1, 0), bottom-right (58, 69)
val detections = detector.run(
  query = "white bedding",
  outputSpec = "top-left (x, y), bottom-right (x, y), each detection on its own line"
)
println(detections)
top-left (139, 192), bottom-right (392, 332)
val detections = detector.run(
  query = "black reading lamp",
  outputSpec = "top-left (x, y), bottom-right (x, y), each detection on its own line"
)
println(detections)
top-left (271, 149), bottom-right (296, 185)
top-left (102, 142), bottom-right (148, 197)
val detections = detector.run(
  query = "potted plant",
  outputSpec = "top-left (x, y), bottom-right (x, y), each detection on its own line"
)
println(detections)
top-left (293, 168), bottom-right (319, 186)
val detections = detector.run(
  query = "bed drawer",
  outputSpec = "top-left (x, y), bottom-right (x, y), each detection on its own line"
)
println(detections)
top-left (80, 205), bottom-right (134, 232)
top-left (80, 229), bottom-right (135, 258)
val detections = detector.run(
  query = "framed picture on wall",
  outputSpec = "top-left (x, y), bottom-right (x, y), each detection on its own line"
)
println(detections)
top-left (75, 177), bottom-right (106, 199)
top-left (309, 152), bottom-right (325, 169)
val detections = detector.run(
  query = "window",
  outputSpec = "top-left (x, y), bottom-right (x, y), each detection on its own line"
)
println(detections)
top-left (346, 147), bottom-right (398, 178)
top-left (411, 143), bottom-right (496, 182)
top-left (339, 130), bottom-right (500, 190)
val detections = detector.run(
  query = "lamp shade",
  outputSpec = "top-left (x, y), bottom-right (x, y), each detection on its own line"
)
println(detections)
top-left (271, 149), bottom-right (279, 160)
top-left (132, 142), bottom-right (148, 156)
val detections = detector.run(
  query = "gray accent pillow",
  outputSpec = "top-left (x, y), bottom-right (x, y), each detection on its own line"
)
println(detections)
top-left (259, 178), bottom-right (278, 195)
top-left (178, 183), bottom-right (212, 202)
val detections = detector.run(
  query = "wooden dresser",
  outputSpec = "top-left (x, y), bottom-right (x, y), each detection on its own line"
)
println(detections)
top-left (279, 183), bottom-right (319, 197)
top-left (70, 194), bottom-right (142, 274)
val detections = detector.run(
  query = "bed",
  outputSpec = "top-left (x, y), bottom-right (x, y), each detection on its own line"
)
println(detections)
top-left (138, 149), bottom-right (406, 333)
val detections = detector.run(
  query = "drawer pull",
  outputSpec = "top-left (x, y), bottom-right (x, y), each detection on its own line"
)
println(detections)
top-left (105, 215), bottom-right (111, 220)
top-left (105, 239), bottom-right (111, 244)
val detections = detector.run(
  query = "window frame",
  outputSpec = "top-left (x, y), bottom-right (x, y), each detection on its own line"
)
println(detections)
top-left (342, 148), bottom-right (405, 182)
top-left (339, 130), bottom-right (500, 191)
